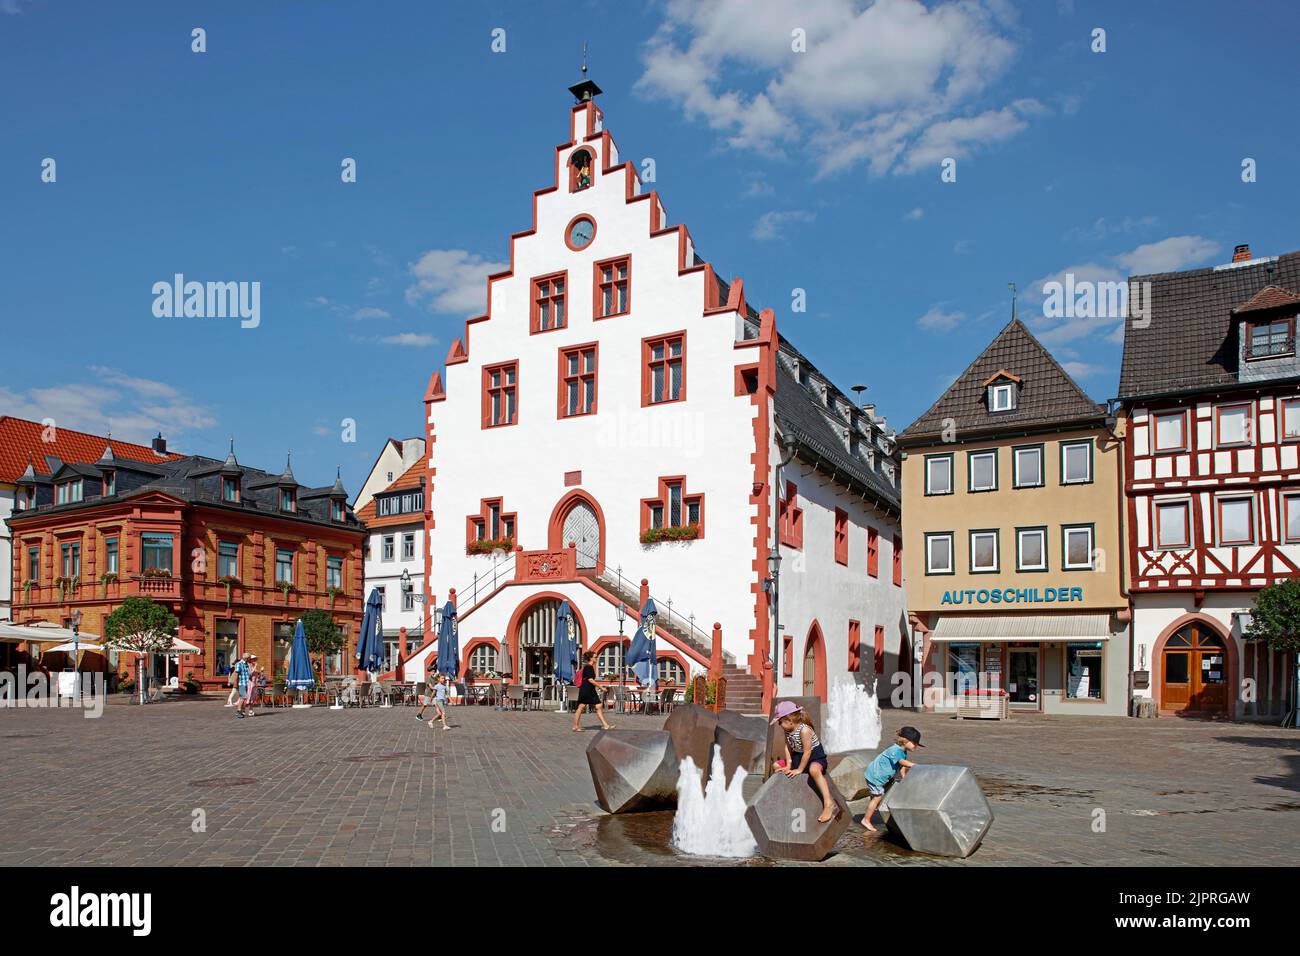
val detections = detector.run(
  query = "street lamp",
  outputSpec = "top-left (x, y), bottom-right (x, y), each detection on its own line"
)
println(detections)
top-left (615, 601), bottom-right (627, 702)
top-left (70, 608), bottom-right (82, 702)
top-left (765, 548), bottom-right (782, 693)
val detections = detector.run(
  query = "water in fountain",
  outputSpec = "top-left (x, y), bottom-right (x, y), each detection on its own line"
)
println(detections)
top-left (671, 745), bottom-right (757, 858)
top-left (823, 676), bottom-right (882, 754)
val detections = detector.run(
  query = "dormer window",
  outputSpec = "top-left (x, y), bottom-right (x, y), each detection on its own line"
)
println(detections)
top-left (988, 382), bottom-right (1017, 412)
top-left (331, 499), bottom-right (345, 522)
top-left (569, 148), bottom-right (594, 192)
top-left (56, 480), bottom-right (83, 505)
top-left (1245, 315), bottom-right (1295, 360)
top-left (222, 476), bottom-right (240, 503)
top-left (280, 488), bottom-right (296, 513)
top-left (102, 471), bottom-right (115, 496)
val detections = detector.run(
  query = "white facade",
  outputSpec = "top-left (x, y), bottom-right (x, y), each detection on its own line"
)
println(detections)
top-left (411, 91), bottom-right (907, 708)
top-left (354, 437), bottom-right (425, 512)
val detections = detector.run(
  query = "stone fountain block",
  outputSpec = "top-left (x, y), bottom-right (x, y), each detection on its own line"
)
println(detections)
top-left (764, 696), bottom-right (823, 777)
top-left (879, 765), bottom-right (994, 858)
top-left (586, 730), bottom-right (679, 814)
top-left (826, 750), bottom-right (874, 802)
top-left (744, 772), bottom-right (851, 862)
top-left (714, 710), bottom-right (768, 782)
top-left (663, 704), bottom-right (718, 770)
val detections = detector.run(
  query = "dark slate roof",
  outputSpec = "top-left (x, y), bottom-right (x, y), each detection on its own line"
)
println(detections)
top-left (900, 318), bottom-right (1105, 444)
top-left (1118, 251), bottom-right (1300, 400)
top-left (9, 453), bottom-right (361, 530)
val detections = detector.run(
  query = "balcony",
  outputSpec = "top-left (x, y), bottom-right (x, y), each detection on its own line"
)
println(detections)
top-left (132, 574), bottom-right (181, 601)
top-left (514, 546), bottom-right (577, 583)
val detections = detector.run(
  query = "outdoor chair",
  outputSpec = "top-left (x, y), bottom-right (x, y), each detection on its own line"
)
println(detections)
top-left (353, 681), bottom-right (372, 707)
top-left (658, 688), bottom-right (677, 715)
top-left (505, 684), bottom-right (526, 712)
top-left (414, 681), bottom-right (426, 704)
top-left (377, 680), bottom-right (395, 705)
top-left (565, 685), bottom-right (580, 712)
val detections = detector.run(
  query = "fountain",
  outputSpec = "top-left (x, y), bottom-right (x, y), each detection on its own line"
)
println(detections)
top-left (671, 745), bottom-right (757, 858)
top-left (822, 676), bottom-right (882, 754)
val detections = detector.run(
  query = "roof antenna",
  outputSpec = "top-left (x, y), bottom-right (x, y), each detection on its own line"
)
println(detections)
top-left (1009, 281), bottom-right (1018, 323)
top-left (850, 384), bottom-right (867, 408)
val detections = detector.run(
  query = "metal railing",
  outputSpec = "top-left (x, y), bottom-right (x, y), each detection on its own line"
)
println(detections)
top-left (444, 549), bottom-right (517, 617)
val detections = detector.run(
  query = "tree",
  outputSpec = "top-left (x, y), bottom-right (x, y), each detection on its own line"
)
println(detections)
top-left (1245, 579), bottom-right (1300, 727)
top-left (103, 596), bottom-right (178, 705)
top-left (300, 609), bottom-right (343, 660)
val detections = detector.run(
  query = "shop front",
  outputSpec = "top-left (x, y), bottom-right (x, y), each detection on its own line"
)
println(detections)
top-left (926, 612), bottom-right (1129, 717)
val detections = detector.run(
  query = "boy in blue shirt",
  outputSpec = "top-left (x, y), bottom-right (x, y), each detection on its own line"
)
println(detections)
top-left (861, 726), bottom-right (923, 831)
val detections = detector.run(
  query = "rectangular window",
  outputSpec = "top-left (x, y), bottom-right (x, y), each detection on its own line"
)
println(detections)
top-left (778, 481), bottom-right (803, 548)
top-left (1065, 642), bottom-right (1104, 700)
top-left (1153, 411), bottom-right (1187, 452)
top-left (1246, 316), bottom-right (1295, 359)
top-left (213, 620), bottom-right (239, 678)
top-left (968, 451), bottom-right (997, 492)
top-left (57, 480), bottom-right (83, 505)
top-left (326, 556), bottom-right (343, 589)
top-left (969, 530), bottom-right (999, 573)
top-left (375, 586), bottom-right (386, 610)
top-left (141, 533), bottom-right (173, 573)
top-left (484, 362), bottom-right (519, 427)
top-left (925, 532), bottom-right (954, 575)
top-left (848, 620), bottom-right (861, 671)
top-left (280, 488), bottom-right (295, 512)
top-left (1216, 496), bottom-right (1254, 546)
top-left (401, 533), bottom-right (415, 561)
top-left (893, 536), bottom-right (902, 586)
top-left (275, 548), bottom-right (294, 584)
top-left (402, 587), bottom-right (416, 612)
top-left (27, 546), bottom-right (39, 581)
top-left (222, 477), bottom-right (239, 502)
top-left (644, 332), bottom-right (685, 405)
top-left (1155, 501), bottom-right (1191, 549)
top-left (1016, 527), bottom-right (1047, 571)
top-left (273, 622), bottom-right (294, 681)
top-left (1215, 403), bottom-right (1252, 447)
top-left (105, 536), bottom-right (119, 575)
top-left (1060, 440), bottom-right (1093, 484)
top-left (595, 255), bottom-right (630, 318)
top-left (331, 499), bottom-right (344, 521)
top-left (1283, 493), bottom-right (1300, 544)
top-left (924, 455), bottom-right (953, 495)
top-left (1062, 525), bottom-right (1094, 570)
top-left (60, 542), bottom-right (81, 578)
top-left (988, 382), bottom-right (1017, 411)
top-left (560, 344), bottom-right (598, 417)
top-left (833, 509), bottom-right (848, 565)
top-left (382, 535), bottom-right (395, 561)
top-left (217, 541), bottom-right (239, 579)
top-left (1283, 399), bottom-right (1300, 441)
top-left (103, 472), bottom-right (115, 496)
top-left (1010, 445), bottom-right (1042, 488)
top-left (867, 527), bottom-right (879, 578)
top-left (873, 624), bottom-right (886, 674)
top-left (530, 272), bottom-right (567, 332)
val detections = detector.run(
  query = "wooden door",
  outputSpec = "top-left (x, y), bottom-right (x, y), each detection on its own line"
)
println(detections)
top-left (802, 641), bottom-right (816, 696)
top-left (1161, 624), bottom-right (1228, 715)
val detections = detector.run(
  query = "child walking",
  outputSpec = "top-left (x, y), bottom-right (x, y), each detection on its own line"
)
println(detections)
top-left (860, 726), bottom-right (923, 831)
top-left (424, 674), bottom-right (451, 731)
top-left (770, 701), bottom-right (838, 824)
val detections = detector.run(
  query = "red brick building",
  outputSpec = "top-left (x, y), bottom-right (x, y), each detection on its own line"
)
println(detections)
top-left (7, 435), bottom-right (365, 690)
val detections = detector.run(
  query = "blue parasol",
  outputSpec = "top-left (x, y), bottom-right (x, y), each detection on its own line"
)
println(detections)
top-left (435, 601), bottom-right (459, 677)
top-left (356, 588), bottom-right (385, 673)
top-left (625, 597), bottom-right (658, 689)
top-left (553, 600), bottom-right (577, 684)
top-left (286, 618), bottom-right (313, 690)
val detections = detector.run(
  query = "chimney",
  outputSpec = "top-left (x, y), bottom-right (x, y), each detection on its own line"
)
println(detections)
top-left (151, 432), bottom-right (167, 454)
top-left (1232, 243), bottom-right (1251, 263)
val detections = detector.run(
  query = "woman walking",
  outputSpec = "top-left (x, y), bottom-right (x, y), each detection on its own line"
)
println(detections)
top-left (571, 651), bottom-right (614, 732)
top-left (243, 655), bottom-right (264, 717)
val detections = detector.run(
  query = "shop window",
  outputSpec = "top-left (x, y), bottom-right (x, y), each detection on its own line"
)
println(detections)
top-left (1155, 500), bottom-right (1190, 550)
top-left (327, 625), bottom-right (348, 676)
top-left (1152, 410), bottom-right (1188, 452)
top-left (1216, 496), bottom-right (1254, 546)
top-left (598, 641), bottom-right (633, 681)
top-left (967, 450), bottom-right (997, 492)
top-left (949, 643), bottom-right (980, 695)
top-left (531, 272), bottom-right (567, 333)
top-left (1060, 441), bottom-right (1092, 484)
top-left (483, 361), bottom-right (519, 427)
top-left (1065, 642), bottom-right (1104, 700)
top-left (867, 527), bottom-right (879, 578)
top-left (643, 332), bottom-right (685, 405)
top-left (560, 343), bottom-right (598, 417)
top-left (213, 620), bottom-right (239, 678)
top-left (1061, 525), bottom-right (1094, 570)
top-left (273, 622), bottom-right (294, 681)
top-left (779, 481), bottom-right (804, 549)
top-left (925, 532), bottom-right (953, 575)
top-left (594, 256), bottom-right (630, 318)
top-left (833, 508), bottom-right (848, 565)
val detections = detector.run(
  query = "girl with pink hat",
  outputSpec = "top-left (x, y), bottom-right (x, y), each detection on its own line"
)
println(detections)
top-left (770, 701), bottom-right (838, 824)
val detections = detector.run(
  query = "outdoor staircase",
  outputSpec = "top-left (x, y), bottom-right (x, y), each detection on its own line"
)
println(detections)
top-left (721, 663), bottom-right (766, 715)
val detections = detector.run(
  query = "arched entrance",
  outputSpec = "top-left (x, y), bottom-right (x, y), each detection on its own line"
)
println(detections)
top-left (1159, 621), bottom-right (1230, 716)
top-left (802, 622), bottom-right (827, 702)
top-left (507, 594), bottom-right (586, 684)
top-left (549, 491), bottom-right (605, 571)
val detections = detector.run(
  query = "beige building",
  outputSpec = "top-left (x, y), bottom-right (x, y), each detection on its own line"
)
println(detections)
top-left (899, 319), bottom-right (1131, 716)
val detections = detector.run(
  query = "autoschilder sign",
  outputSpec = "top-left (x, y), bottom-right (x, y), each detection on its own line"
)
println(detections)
top-left (941, 586), bottom-right (1085, 606)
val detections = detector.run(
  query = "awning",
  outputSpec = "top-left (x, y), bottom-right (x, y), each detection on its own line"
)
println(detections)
top-left (0, 622), bottom-right (101, 643)
top-left (930, 613), bottom-right (1111, 643)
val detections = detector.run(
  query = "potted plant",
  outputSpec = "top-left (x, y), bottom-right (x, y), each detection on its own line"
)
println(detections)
top-left (100, 571), bottom-right (118, 598)
top-left (216, 575), bottom-right (240, 604)
top-left (182, 671), bottom-right (201, 695)
top-left (22, 579), bottom-right (35, 603)
top-left (639, 524), bottom-right (701, 545)
top-left (141, 566), bottom-right (173, 579)
top-left (55, 576), bottom-right (80, 602)
top-left (327, 585), bottom-right (344, 605)
top-left (466, 537), bottom-right (514, 555)
top-left (279, 581), bottom-right (297, 603)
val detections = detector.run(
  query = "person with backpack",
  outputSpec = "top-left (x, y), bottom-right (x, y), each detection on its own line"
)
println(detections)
top-left (571, 650), bottom-right (613, 732)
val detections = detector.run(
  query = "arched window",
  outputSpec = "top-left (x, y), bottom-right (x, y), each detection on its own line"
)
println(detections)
top-left (569, 149), bottom-right (594, 192)
top-left (469, 643), bottom-right (498, 674)
top-left (597, 642), bottom-right (633, 681)
top-left (656, 658), bottom-right (686, 685)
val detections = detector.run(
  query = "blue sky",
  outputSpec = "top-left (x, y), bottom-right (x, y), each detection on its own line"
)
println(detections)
top-left (3, 0), bottom-right (1298, 493)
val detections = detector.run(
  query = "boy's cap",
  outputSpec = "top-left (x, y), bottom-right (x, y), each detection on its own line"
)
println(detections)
top-left (770, 701), bottom-right (804, 724)
top-left (899, 726), bottom-right (924, 747)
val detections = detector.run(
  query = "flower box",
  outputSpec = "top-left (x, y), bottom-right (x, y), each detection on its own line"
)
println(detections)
top-left (466, 538), bottom-right (514, 555)
top-left (639, 524), bottom-right (700, 545)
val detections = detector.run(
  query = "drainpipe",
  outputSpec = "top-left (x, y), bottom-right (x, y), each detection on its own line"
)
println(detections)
top-left (1109, 406), bottom-right (1136, 717)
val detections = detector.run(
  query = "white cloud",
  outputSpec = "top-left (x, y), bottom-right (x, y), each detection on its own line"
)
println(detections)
top-left (903, 207), bottom-right (925, 221)
top-left (636, 0), bottom-right (1033, 177)
top-left (406, 249), bottom-right (508, 316)
top-left (917, 305), bottom-right (966, 331)
top-left (0, 367), bottom-right (216, 445)
top-left (379, 332), bottom-right (437, 347)
top-left (1061, 360), bottom-right (1105, 379)
top-left (351, 307), bottom-right (391, 320)
top-left (752, 209), bottom-right (816, 241)
top-left (1116, 235), bottom-right (1219, 275)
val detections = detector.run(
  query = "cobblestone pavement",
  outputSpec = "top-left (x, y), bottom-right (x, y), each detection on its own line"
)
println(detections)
top-left (1, 696), bottom-right (1296, 866)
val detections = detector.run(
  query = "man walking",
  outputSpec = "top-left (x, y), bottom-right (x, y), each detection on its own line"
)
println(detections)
top-left (233, 653), bottom-right (251, 719)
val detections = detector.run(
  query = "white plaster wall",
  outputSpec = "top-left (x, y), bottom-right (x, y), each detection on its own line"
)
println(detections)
top-left (428, 105), bottom-right (759, 665)
top-left (1130, 592), bottom-right (1252, 701)
top-left (363, 521), bottom-right (425, 635)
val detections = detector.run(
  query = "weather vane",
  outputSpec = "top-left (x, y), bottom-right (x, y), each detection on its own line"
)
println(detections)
top-left (582, 40), bottom-right (588, 75)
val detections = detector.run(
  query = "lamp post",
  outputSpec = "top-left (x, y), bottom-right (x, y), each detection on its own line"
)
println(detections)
top-left (765, 548), bottom-right (782, 698)
top-left (70, 608), bottom-right (82, 703)
top-left (616, 601), bottom-right (626, 708)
